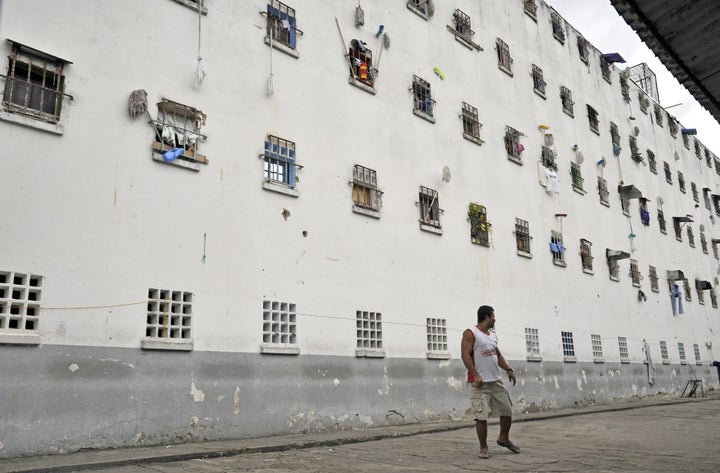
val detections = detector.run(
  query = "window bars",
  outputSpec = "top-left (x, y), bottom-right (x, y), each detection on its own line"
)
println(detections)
top-left (647, 150), bottom-right (657, 174)
top-left (587, 105), bottom-right (599, 133)
top-left (412, 75), bottom-right (435, 116)
top-left (629, 259), bottom-right (640, 286)
top-left (515, 218), bottom-right (531, 254)
top-left (649, 266), bottom-right (659, 292)
top-left (580, 239), bottom-right (593, 271)
top-left (419, 186), bottom-right (441, 228)
top-left (658, 209), bottom-right (667, 234)
top-left (678, 172), bottom-right (686, 193)
top-left (561, 331), bottom-right (575, 358)
top-left (153, 99), bottom-right (208, 163)
top-left (352, 164), bottom-right (382, 211)
top-left (551, 11), bottom-right (565, 43)
top-left (532, 64), bottom-right (546, 96)
top-left (550, 230), bottom-right (565, 265)
top-left (524, 0), bottom-right (537, 19)
top-left (610, 122), bottom-right (620, 146)
top-left (664, 162), bottom-right (672, 184)
top-left (496, 38), bottom-right (513, 74)
top-left (468, 203), bottom-right (490, 247)
top-left (591, 334), bottom-right (603, 360)
top-left (505, 125), bottom-right (524, 159)
top-left (263, 135), bottom-right (300, 187)
top-left (577, 37), bottom-right (589, 63)
top-left (461, 102), bottom-right (483, 141)
top-left (348, 40), bottom-right (376, 87)
top-left (598, 177), bottom-right (610, 206)
top-left (560, 86), bottom-right (574, 116)
top-left (451, 9), bottom-right (474, 41)
top-left (570, 162), bottom-right (584, 191)
top-left (266, 0), bottom-right (301, 49)
top-left (654, 104), bottom-right (664, 127)
top-left (600, 56), bottom-right (611, 83)
top-left (541, 146), bottom-right (557, 170)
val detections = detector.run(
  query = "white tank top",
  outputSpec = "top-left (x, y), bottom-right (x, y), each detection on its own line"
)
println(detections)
top-left (469, 326), bottom-right (502, 382)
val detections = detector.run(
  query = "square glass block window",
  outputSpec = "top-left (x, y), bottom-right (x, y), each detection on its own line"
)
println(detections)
top-left (262, 300), bottom-right (297, 344)
top-left (0, 271), bottom-right (43, 331)
top-left (426, 318), bottom-right (448, 352)
top-left (618, 337), bottom-right (629, 361)
top-left (591, 334), bottom-right (603, 360)
top-left (660, 340), bottom-right (669, 361)
top-left (356, 311), bottom-right (382, 349)
top-left (561, 331), bottom-right (575, 357)
top-left (525, 327), bottom-right (540, 359)
top-left (146, 288), bottom-right (193, 339)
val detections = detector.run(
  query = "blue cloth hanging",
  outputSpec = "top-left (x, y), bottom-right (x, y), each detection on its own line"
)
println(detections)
top-left (163, 147), bottom-right (184, 162)
top-left (602, 53), bottom-right (626, 64)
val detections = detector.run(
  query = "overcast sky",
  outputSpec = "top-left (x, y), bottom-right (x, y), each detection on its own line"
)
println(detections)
top-left (546, 0), bottom-right (720, 156)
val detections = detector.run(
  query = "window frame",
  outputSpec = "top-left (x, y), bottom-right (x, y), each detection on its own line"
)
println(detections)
top-left (580, 239), bottom-right (594, 274)
top-left (141, 288), bottom-right (194, 351)
top-left (411, 75), bottom-right (435, 122)
top-left (355, 310), bottom-right (384, 357)
top-left (515, 218), bottom-right (532, 257)
top-left (468, 203), bottom-right (491, 247)
top-left (570, 162), bottom-right (585, 193)
top-left (598, 176), bottom-right (610, 207)
top-left (618, 337), bottom-right (630, 363)
top-left (591, 334), bottom-right (604, 363)
top-left (560, 86), bottom-right (574, 117)
top-left (351, 164), bottom-right (382, 217)
top-left (600, 56), bottom-right (612, 83)
top-left (561, 331), bottom-right (576, 362)
top-left (347, 40), bottom-right (377, 93)
top-left (629, 259), bottom-right (641, 287)
top-left (461, 102), bottom-right (483, 145)
top-left (587, 105), bottom-right (599, 134)
top-left (418, 186), bottom-right (442, 232)
top-left (264, 0), bottom-right (302, 58)
top-left (577, 37), bottom-right (589, 64)
top-left (550, 11), bottom-right (565, 44)
top-left (649, 265), bottom-right (659, 292)
top-left (504, 125), bottom-right (524, 164)
top-left (496, 38), bottom-right (513, 76)
top-left (152, 99), bottom-right (208, 171)
top-left (525, 327), bottom-right (542, 361)
top-left (532, 64), bottom-right (546, 98)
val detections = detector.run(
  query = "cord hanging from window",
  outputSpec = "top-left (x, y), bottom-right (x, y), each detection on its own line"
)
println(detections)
top-left (194, 0), bottom-right (207, 88)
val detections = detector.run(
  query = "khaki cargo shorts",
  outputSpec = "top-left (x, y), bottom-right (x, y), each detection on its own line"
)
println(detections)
top-left (468, 380), bottom-right (513, 421)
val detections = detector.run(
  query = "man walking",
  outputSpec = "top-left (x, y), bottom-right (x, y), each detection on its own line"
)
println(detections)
top-left (460, 305), bottom-right (519, 459)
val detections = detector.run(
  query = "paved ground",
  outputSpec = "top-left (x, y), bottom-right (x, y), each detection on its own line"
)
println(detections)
top-left (2, 396), bottom-right (719, 472)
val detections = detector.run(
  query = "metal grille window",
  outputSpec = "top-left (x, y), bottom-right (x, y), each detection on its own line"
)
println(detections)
top-left (356, 311), bottom-right (382, 349)
top-left (629, 259), bottom-right (640, 287)
top-left (715, 158), bottom-right (720, 177)
top-left (639, 198), bottom-right (650, 226)
top-left (541, 146), bottom-right (557, 170)
top-left (461, 102), bottom-right (483, 142)
top-left (551, 11), bottom-right (565, 43)
top-left (600, 56), bottom-right (611, 83)
top-left (608, 256), bottom-right (620, 281)
top-left (348, 41), bottom-right (376, 87)
top-left (515, 218), bottom-right (531, 255)
top-left (660, 340), bottom-right (669, 362)
top-left (352, 164), bottom-right (382, 212)
top-left (412, 75), bottom-right (434, 117)
top-left (561, 331), bottom-right (575, 359)
top-left (620, 194), bottom-right (630, 216)
top-left (704, 188), bottom-right (712, 210)
top-left (714, 239), bottom-right (720, 259)
top-left (577, 37), bottom-right (589, 63)
top-left (468, 203), bottom-right (490, 247)
top-left (673, 217), bottom-right (683, 241)
top-left (524, 0), bottom-right (537, 19)
top-left (629, 136), bottom-right (640, 160)
top-left (639, 92), bottom-right (650, 113)
top-left (525, 327), bottom-right (541, 359)
top-left (694, 343), bottom-right (701, 364)
top-left (264, 135), bottom-right (299, 187)
top-left (496, 38), bottom-right (513, 74)
top-left (426, 318), bottom-right (448, 353)
top-left (647, 150), bottom-right (657, 174)
top-left (0, 270), bottom-right (42, 333)
top-left (618, 337), bottom-right (629, 361)
top-left (266, 0), bottom-right (300, 49)
top-left (701, 231), bottom-right (708, 254)
top-left (695, 140), bottom-right (702, 158)
top-left (691, 182), bottom-right (699, 202)
top-left (407, 0), bottom-right (431, 19)
top-left (532, 64), bottom-right (546, 96)
top-left (658, 209), bottom-right (667, 234)
top-left (653, 104), bottom-right (664, 127)
top-left (711, 289), bottom-right (718, 308)
top-left (145, 288), bottom-right (193, 340)
top-left (504, 125), bottom-right (524, 160)
top-left (620, 74), bottom-right (630, 101)
top-left (706, 148), bottom-right (713, 167)
top-left (418, 186), bottom-right (441, 228)
top-left (687, 225), bottom-right (695, 248)
top-left (570, 162), bottom-right (584, 191)
top-left (560, 86), bottom-right (574, 116)
top-left (610, 122), bottom-right (620, 146)
top-left (2, 41), bottom-right (68, 123)
top-left (587, 105), bottom-right (599, 134)
top-left (683, 278), bottom-right (692, 301)
top-left (683, 132), bottom-right (690, 149)
top-left (678, 342), bottom-right (686, 362)
top-left (598, 177), bottom-right (610, 206)
top-left (664, 161), bottom-right (672, 184)
top-left (591, 334), bottom-right (603, 361)
top-left (697, 281), bottom-right (705, 304)
top-left (262, 300), bottom-right (297, 346)
top-left (649, 265), bottom-right (659, 292)
top-left (451, 9), bottom-right (474, 41)
top-left (580, 239), bottom-right (593, 272)
top-left (669, 118), bottom-right (678, 137)
top-left (152, 99), bottom-right (208, 167)
top-left (550, 231), bottom-right (565, 266)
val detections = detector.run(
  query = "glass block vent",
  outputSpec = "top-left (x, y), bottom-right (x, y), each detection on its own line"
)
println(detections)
top-left (0, 271), bottom-right (42, 331)
top-left (561, 331), bottom-right (575, 357)
top-left (618, 337), bottom-right (629, 360)
top-left (525, 327), bottom-right (540, 357)
top-left (146, 288), bottom-right (193, 339)
top-left (356, 311), bottom-right (382, 348)
top-left (591, 334), bottom-right (603, 359)
top-left (426, 317), bottom-right (448, 352)
top-left (262, 300), bottom-right (297, 344)
top-left (660, 340), bottom-right (669, 361)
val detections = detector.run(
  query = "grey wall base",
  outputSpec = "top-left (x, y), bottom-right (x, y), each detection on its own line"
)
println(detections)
top-left (0, 345), bottom-right (717, 458)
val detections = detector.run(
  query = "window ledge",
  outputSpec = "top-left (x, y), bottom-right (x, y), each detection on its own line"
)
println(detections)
top-left (446, 27), bottom-right (482, 51)
top-left (620, 358), bottom-right (630, 364)
top-left (600, 200), bottom-right (610, 207)
top-left (563, 109), bottom-right (575, 118)
top-left (264, 36), bottom-right (299, 59)
top-left (498, 65), bottom-right (514, 77)
top-left (572, 185), bottom-right (587, 195)
top-left (406, 4), bottom-right (429, 20)
top-left (356, 348), bottom-right (385, 358)
top-left (463, 133), bottom-right (484, 146)
top-left (152, 151), bottom-right (202, 172)
top-left (590, 127), bottom-right (600, 136)
top-left (553, 259), bottom-right (567, 267)
top-left (632, 282), bottom-right (641, 288)
top-left (609, 276), bottom-right (620, 282)
top-left (507, 155), bottom-right (523, 165)
top-left (534, 89), bottom-right (547, 99)
top-left (593, 357), bottom-right (605, 364)
top-left (413, 109), bottom-right (436, 123)
top-left (699, 300), bottom-right (705, 305)
top-left (348, 76), bottom-right (377, 95)
top-left (680, 361), bottom-right (688, 365)
top-left (526, 355), bottom-right (543, 362)
top-left (427, 351), bottom-right (451, 360)
top-left (171, 0), bottom-right (207, 14)
top-left (0, 331), bottom-right (41, 346)
top-left (260, 344), bottom-right (300, 355)
top-left (517, 250), bottom-right (533, 259)
top-left (420, 223), bottom-right (443, 235)
top-left (353, 205), bottom-right (381, 219)
top-left (662, 360), bottom-right (670, 365)
top-left (583, 268), bottom-right (595, 275)
top-left (660, 229), bottom-right (667, 235)
top-left (0, 110), bottom-right (64, 135)
top-left (622, 211), bottom-right (630, 217)
top-left (263, 181), bottom-right (300, 197)
top-left (563, 356), bottom-right (577, 363)
top-left (696, 361), bottom-right (704, 366)
top-left (651, 287), bottom-right (660, 293)
top-left (141, 338), bottom-right (194, 351)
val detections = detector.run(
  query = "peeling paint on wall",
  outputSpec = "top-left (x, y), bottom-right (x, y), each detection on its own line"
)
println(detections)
top-left (233, 387), bottom-right (240, 414)
top-left (581, 369), bottom-right (587, 384)
top-left (190, 382), bottom-right (205, 402)
top-left (553, 375), bottom-right (559, 389)
top-left (68, 363), bottom-right (79, 372)
top-left (576, 378), bottom-right (583, 391)
top-left (332, 378), bottom-right (340, 386)
top-left (446, 376), bottom-right (463, 392)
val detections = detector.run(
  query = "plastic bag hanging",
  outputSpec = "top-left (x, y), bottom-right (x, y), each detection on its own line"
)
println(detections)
top-left (194, 57), bottom-right (207, 88)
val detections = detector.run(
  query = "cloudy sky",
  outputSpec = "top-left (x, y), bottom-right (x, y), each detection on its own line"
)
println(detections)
top-left (546, 0), bottom-right (720, 155)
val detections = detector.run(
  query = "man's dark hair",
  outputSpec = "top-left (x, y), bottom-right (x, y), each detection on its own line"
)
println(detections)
top-left (477, 305), bottom-right (494, 323)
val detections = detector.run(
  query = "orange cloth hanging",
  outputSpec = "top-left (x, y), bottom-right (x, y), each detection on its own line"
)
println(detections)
top-left (359, 62), bottom-right (368, 80)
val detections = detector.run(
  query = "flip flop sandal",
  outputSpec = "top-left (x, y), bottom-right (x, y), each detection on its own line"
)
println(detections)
top-left (497, 440), bottom-right (520, 453)
top-left (478, 449), bottom-right (490, 459)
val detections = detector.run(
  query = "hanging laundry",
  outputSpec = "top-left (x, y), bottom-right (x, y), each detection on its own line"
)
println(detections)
top-left (640, 208), bottom-right (651, 225)
top-left (516, 143), bottom-right (525, 154)
top-left (351, 39), bottom-right (367, 53)
top-left (359, 62), bottom-right (368, 79)
top-left (545, 168), bottom-right (560, 193)
top-left (352, 57), bottom-right (362, 66)
top-left (163, 147), bottom-right (184, 162)
top-left (643, 340), bottom-right (655, 385)
top-left (375, 25), bottom-right (384, 38)
top-left (281, 18), bottom-right (290, 29)
top-left (670, 284), bottom-right (684, 315)
top-left (613, 143), bottom-right (621, 156)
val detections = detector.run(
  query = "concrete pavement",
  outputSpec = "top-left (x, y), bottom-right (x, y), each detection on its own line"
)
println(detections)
top-left (2, 393), bottom-right (719, 472)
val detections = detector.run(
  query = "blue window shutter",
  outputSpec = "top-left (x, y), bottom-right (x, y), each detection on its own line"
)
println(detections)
top-left (288, 148), bottom-right (296, 187)
top-left (289, 17), bottom-right (297, 48)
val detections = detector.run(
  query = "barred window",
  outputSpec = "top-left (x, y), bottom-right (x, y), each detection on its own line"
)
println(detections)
top-left (496, 38), bottom-right (513, 75)
top-left (406, 0), bottom-right (431, 20)
top-left (561, 331), bottom-right (575, 359)
top-left (658, 209), bottom-right (667, 234)
top-left (461, 102), bottom-right (483, 144)
top-left (348, 40), bottom-right (376, 89)
top-left (620, 193), bottom-right (630, 217)
top-left (701, 231), bottom-right (708, 254)
top-left (418, 186), bottom-right (441, 229)
top-left (541, 145), bottom-right (557, 170)
top-left (669, 118), bottom-right (678, 137)
top-left (687, 225), bottom-right (695, 248)
top-left (351, 164), bottom-right (382, 214)
top-left (629, 259), bottom-right (640, 287)
top-left (673, 217), bottom-right (683, 241)
top-left (639, 92), bottom-right (649, 113)
top-left (629, 135), bottom-right (640, 159)
top-left (711, 289), bottom-right (718, 308)
top-left (649, 265), bottom-right (659, 292)
top-left (515, 218), bottom-right (532, 255)
top-left (683, 132), bottom-right (690, 149)
top-left (587, 105), bottom-right (599, 134)
top-left (608, 256), bottom-right (620, 282)
top-left (664, 161), bottom-right (672, 184)
top-left (678, 342), bottom-right (686, 363)
top-left (683, 278), bottom-right (692, 302)
top-left (153, 99), bottom-right (208, 167)
top-left (450, 9), bottom-right (474, 42)
top-left (577, 36), bottom-right (589, 63)
top-left (411, 75), bottom-right (435, 118)
top-left (524, 0), bottom-right (537, 19)
top-left (263, 134), bottom-right (300, 189)
top-left (647, 150), bottom-right (657, 174)
top-left (654, 104), bottom-right (664, 127)
top-left (265, 0), bottom-right (301, 52)
top-left (610, 122), bottom-right (620, 146)
top-left (525, 327), bottom-right (541, 360)
top-left (2, 41), bottom-right (70, 125)
top-left (598, 177), bottom-right (610, 206)
top-left (504, 125), bottom-right (524, 162)
top-left (551, 11), bottom-right (565, 43)
top-left (691, 182), bottom-right (699, 202)
top-left (694, 343), bottom-right (702, 364)
top-left (560, 86), bottom-right (574, 116)
top-left (695, 139), bottom-right (702, 158)
top-left (619, 74), bottom-right (630, 101)
top-left (618, 337), bottom-right (629, 362)
top-left (591, 334), bottom-right (603, 361)
top-left (600, 56), bottom-right (611, 83)
top-left (660, 340), bottom-right (669, 363)
top-left (697, 280), bottom-right (705, 305)
top-left (639, 198), bottom-right (650, 226)
top-left (468, 203), bottom-right (490, 247)
top-left (550, 230), bottom-right (565, 266)
top-left (570, 162), bottom-right (584, 191)
top-left (532, 64), bottom-right (546, 97)
top-left (580, 239), bottom-right (593, 272)
top-left (704, 188), bottom-right (712, 210)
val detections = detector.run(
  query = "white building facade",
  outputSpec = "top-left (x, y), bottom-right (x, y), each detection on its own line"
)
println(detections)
top-left (0, 0), bottom-right (718, 457)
